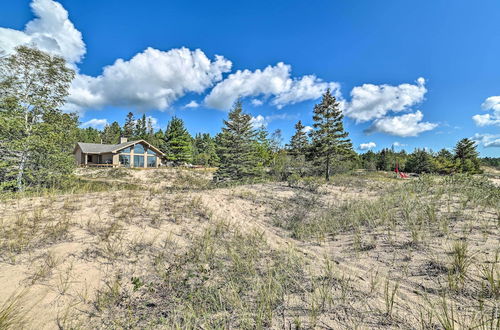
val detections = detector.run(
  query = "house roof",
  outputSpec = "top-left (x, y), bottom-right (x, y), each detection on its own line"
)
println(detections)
top-left (75, 140), bottom-right (164, 156)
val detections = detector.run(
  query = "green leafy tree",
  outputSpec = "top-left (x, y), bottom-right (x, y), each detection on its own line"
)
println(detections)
top-left (77, 127), bottom-right (101, 143)
top-left (0, 46), bottom-right (75, 191)
top-left (309, 89), bottom-right (354, 180)
top-left (454, 138), bottom-right (482, 174)
top-left (164, 117), bottom-right (192, 164)
top-left (405, 149), bottom-right (435, 173)
top-left (214, 101), bottom-right (260, 181)
top-left (433, 148), bottom-right (456, 174)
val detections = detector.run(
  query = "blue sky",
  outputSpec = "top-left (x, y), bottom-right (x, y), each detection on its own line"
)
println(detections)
top-left (1, 0), bottom-right (499, 156)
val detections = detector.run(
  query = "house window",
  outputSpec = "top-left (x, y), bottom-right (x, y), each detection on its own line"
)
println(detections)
top-left (134, 144), bottom-right (145, 154)
top-left (147, 156), bottom-right (156, 168)
top-left (147, 148), bottom-right (156, 155)
top-left (119, 155), bottom-right (130, 167)
top-left (134, 155), bottom-right (144, 168)
top-left (119, 147), bottom-right (131, 154)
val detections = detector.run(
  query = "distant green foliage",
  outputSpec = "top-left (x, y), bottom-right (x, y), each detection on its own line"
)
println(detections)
top-left (164, 117), bottom-right (193, 164)
top-left (359, 138), bottom-right (483, 175)
top-left (192, 133), bottom-right (219, 166)
top-left (214, 101), bottom-right (260, 182)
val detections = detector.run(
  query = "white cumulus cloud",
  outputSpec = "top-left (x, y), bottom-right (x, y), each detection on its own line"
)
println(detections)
top-left (0, 0), bottom-right (85, 64)
top-left (392, 141), bottom-right (407, 147)
top-left (184, 100), bottom-right (200, 108)
top-left (205, 62), bottom-right (339, 110)
top-left (472, 133), bottom-right (500, 148)
top-left (66, 47), bottom-right (232, 112)
top-left (365, 111), bottom-right (437, 137)
top-left (81, 118), bottom-right (108, 129)
top-left (344, 77), bottom-right (427, 123)
top-left (359, 142), bottom-right (376, 150)
top-left (472, 96), bottom-right (500, 127)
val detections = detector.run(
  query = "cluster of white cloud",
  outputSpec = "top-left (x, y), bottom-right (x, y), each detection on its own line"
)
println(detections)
top-left (359, 142), bottom-right (376, 150)
top-left (343, 78), bottom-right (427, 122)
top-left (364, 111), bottom-right (437, 137)
top-left (65, 47), bottom-right (232, 113)
top-left (341, 78), bottom-right (436, 137)
top-left (472, 133), bottom-right (500, 148)
top-left (205, 62), bottom-right (339, 110)
top-left (0, 0), bottom-right (85, 65)
top-left (472, 96), bottom-right (500, 127)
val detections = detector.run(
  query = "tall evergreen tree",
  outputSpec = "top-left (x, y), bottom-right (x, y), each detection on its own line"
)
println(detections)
top-left (192, 133), bottom-right (219, 166)
top-left (135, 114), bottom-right (147, 138)
top-left (287, 120), bottom-right (309, 157)
top-left (309, 89), bottom-right (354, 180)
top-left (0, 46), bottom-right (75, 191)
top-left (123, 112), bottom-right (135, 138)
top-left (454, 138), bottom-right (482, 174)
top-left (164, 117), bottom-right (192, 164)
top-left (102, 121), bottom-right (121, 144)
top-left (214, 101), bottom-right (259, 181)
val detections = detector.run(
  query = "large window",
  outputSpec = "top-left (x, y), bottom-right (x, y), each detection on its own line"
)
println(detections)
top-left (147, 148), bottom-right (156, 155)
top-left (119, 155), bottom-right (130, 167)
top-left (119, 147), bottom-right (131, 154)
top-left (134, 155), bottom-right (144, 168)
top-left (147, 156), bottom-right (156, 168)
top-left (134, 144), bottom-right (145, 154)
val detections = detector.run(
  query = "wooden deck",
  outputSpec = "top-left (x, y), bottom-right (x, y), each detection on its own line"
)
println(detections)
top-left (80, 163), bottom-right (119, 168)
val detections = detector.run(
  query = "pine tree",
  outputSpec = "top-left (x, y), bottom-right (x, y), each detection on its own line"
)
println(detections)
top-left (123, 112), bottom-right (135, 138)
top-left (102, 121), bottom-right (121, 144)
top-left (214, 101), bottom-right (259, 181)
top-left (254, 126), bottom-right (272, 167)
top-left (135, 114), bottom-right (147, 138)
top-left (309, 89), bottom-right (354, 181)
top-left (287, 120), bottom-right (309, 157)
top-left (454, 138), bottom-right (482, 174)
top-left (164, 117), bottom-right (192, 164)
top-left (192, 133), bottom-right (219, 166)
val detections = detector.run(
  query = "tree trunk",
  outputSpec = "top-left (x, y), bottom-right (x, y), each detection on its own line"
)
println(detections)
top-left (325, 154), bottom-right (330, 181)
top-left (16, 151), bottom-right (27, 191)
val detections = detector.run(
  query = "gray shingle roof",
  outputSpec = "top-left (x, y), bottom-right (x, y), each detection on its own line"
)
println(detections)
top-left (76, 141), bottom-right (137, 154)
top-left (75, 140), bottom-right (165, 156)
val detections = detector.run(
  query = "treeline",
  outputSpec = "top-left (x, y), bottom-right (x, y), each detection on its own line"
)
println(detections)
top-left (359, 139), bottom-right (484, 174)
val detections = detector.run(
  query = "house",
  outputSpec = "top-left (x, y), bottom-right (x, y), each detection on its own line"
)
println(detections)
top-left (74, 137), bottom-right (164, 168)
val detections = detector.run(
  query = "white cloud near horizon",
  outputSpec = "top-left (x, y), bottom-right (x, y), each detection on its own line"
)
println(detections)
top-left (472, 133), bottom-right (500, 148)
top-left (205, 62), bottom-right (339, 110)
top-left (472, 96), bottom-right (500, 127)
top-left (343, 78), bottom-right (427, 123)
top-left (359, 142), bottom-right (376, 150)
top-left (0, 0), bottom-right (85, 65)
top-left (365, 111), bottom-right (438, 137)
top-left (81, 118), bottom-right (108, 129)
